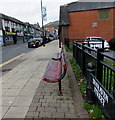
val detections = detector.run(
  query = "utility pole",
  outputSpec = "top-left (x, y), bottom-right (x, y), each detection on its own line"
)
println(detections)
top-left (41, 0), bottom-right (45, 46)
top-left (41, 0), bottom-right (44, 36)
top-left (41, 0), bottom-right (47, 46)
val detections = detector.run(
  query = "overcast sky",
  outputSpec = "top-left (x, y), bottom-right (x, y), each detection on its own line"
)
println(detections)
top-left (0, 0), bottom-right (114, 27)
top-left (0, 0), bottom-right (78, 26)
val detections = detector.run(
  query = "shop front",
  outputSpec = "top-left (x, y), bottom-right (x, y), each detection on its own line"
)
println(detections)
top-left (16, 32), bottom-right (24, 43)
top-left (4, 31), bottom-right (16, 45)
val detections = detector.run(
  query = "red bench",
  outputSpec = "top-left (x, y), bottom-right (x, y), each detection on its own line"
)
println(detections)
top-left (42, 48), bottom-right (67, 94)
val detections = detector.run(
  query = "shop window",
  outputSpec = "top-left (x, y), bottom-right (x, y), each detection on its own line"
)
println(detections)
top-left (14, 23), bottom-right (16, 29)
top-left (4, 21), bottom-right (8, 27)
top-left (16, 24), bottom-right (20, 32)
top-left (12, 28), bottom-right (16, 32)
top-left (98, 9), bottom-right (110, 20)
top-left (11, 22), bottom-right (14, 28)
top-left (5, 27), bottom-right (10, 32)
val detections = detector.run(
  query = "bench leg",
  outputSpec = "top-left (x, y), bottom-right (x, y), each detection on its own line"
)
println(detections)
top-left (59, 80), bottom-right (62, 94)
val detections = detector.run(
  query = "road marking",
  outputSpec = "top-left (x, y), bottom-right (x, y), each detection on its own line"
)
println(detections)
top-left (0, 53), bottom-right (25, 68)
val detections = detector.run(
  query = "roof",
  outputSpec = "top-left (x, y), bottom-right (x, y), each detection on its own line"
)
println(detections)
top-left (0, 13), bottom-right (24, 25)
top-left (67, 1), bottom-right (115, 12)
top-left (59, 1), bottom-right (115, 26)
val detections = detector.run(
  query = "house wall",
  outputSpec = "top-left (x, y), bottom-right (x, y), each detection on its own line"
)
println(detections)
top-left (68, 8), bottom-right (114, 42)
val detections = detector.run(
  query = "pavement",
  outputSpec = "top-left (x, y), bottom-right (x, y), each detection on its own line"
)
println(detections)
top-left (1, 40), bottom-right (89, 119)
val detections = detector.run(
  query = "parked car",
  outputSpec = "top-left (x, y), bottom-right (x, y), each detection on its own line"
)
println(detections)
top-left (28, 38), bottom-right (41, 48)
top-left (34, 38), bottom-right (43, 45)
top-left (47, 36), bottom-right (54, 41)
top-left (34, 34), bottom-right (41, 38)
top-left (84, 37), bottom-right (110, 51)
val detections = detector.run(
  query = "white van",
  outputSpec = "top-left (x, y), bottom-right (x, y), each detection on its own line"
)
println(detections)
top-left (84, 37), bottom-right (110, 51)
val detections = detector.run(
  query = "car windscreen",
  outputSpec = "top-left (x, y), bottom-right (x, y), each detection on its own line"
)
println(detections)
top-left (28, 39), bottom-right (35, 42)
top-left (34, 38), bottom-right (43, 41)
top-left (90, 38), bottom-right (104, 42)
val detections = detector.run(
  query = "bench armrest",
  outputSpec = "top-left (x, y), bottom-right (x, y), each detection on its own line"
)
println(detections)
top-left (52, 53), bottom-right (61, 61)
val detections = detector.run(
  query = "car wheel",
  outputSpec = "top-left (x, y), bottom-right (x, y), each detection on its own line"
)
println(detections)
top-left (37, 42), bottom-right (40, 47)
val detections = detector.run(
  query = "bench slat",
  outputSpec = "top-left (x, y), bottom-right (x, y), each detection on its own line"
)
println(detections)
top-left (42, 47), bottom-right (67, 85)
top-left (42, 47), bottom-right (67, 94)
top-left (43, 60), bottom-right (62, 83)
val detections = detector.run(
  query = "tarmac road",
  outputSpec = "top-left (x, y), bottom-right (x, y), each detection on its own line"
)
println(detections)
top-left (1, 42), bottom-right (35, 63)
top-left (1, 43), bottom-right (36, 76)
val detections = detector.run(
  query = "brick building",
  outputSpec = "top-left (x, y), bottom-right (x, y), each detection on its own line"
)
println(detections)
top-left (59, 1), bottom-right (115, 44)
top-left (45, 27), bottom-right (55, 33)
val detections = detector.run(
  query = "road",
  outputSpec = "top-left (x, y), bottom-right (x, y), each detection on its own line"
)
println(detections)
top-left (1, 42), bottom-right (35, 76)
top-left (1, 43), bottom-right (35, 63)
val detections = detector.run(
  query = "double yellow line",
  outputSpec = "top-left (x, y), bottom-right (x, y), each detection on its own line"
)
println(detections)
top-left (0, 53), bottom-right (25, 68)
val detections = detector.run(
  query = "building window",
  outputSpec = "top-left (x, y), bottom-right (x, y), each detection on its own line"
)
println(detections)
top-left (98, 9), bottom-right (110, 20)
top-left (4, 21), bottom-right (10, 32)
top-left (92, 22), bottom-right (97, 28)
top-left (4, 20), bottom-right (9, 27)
top-left (11, 22), bottom-right (13, 28)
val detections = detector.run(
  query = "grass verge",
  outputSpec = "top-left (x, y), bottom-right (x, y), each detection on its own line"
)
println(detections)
top-left (64, 45), bottom-right (73, 53)
top-left (69, 54), bottom-right (105, 119)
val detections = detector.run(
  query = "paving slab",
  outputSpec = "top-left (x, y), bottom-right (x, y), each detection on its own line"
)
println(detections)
top-left (26, 75), bottom-right (77, 119)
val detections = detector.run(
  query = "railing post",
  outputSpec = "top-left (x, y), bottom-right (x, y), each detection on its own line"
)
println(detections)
top-left (110, 90), bottom-right (115, 119)
top-left (86, 62), bottom-right (95, 104)
top-left (73, 40), bottom-right (75, 58)
top-left (82, 43), bottom-right (85, 74)
top-left (97, 48), bottom-right (104, 83)
top-left (102, 39), bottom-right (104, 51)
top-left (75, 41), bottom-right (78, 63)
top-left (88, 40), bottom-right (90, 47)
top-left (73, 40), bottom-right (77, 59)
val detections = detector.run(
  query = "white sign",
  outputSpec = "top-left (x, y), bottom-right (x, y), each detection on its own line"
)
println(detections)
top-left (42, 6), bottom-right (47, 21)
top-left (92, 22), bottom-right (97, 28)
top-left (93, 78), bottom-right (109, 106)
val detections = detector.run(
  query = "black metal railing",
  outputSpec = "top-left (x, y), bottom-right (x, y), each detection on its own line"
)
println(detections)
top-left (73, 40), bottom-right (115, 119)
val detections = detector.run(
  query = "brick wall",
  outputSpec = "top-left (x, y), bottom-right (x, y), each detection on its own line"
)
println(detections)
top-left (67, 8), bottom-right (114, 42)
top-left (45, 27), bottom-right (54, 33)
